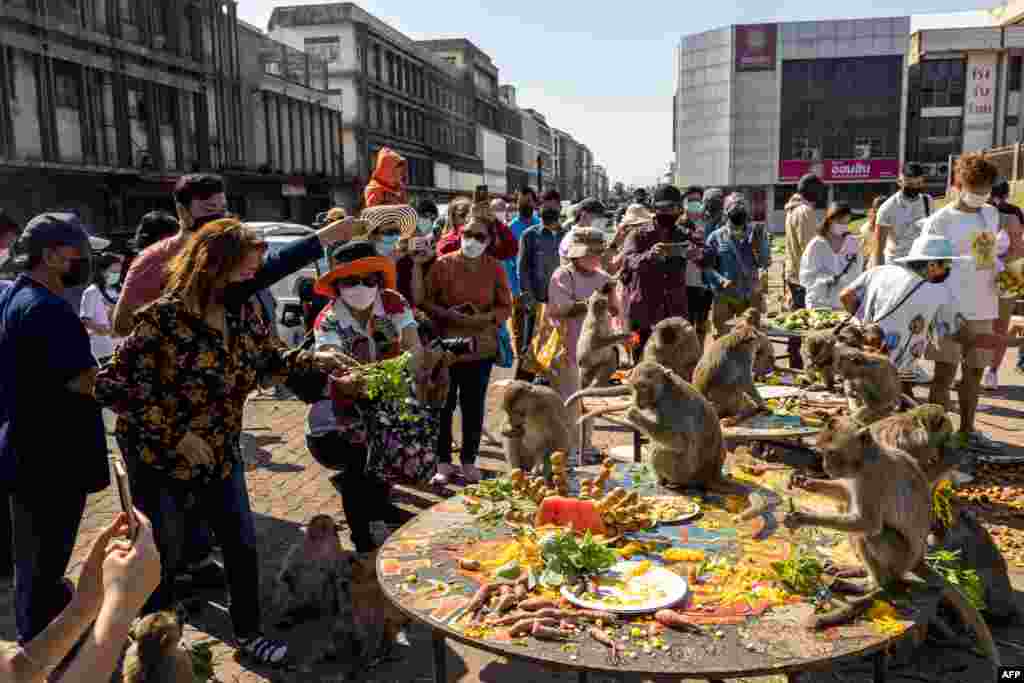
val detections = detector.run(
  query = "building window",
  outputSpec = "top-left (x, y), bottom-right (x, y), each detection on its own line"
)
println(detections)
top-left (118, 0), bottom-right (136, 25)
top-left (368, 96), bottom-right (379, 130)
top-left (917, 59), bottom-right (965, 108)
top-left (54, 62), bottom-right (81, 109)
top-left (442, 56), bottom-right (456, 65)
top-left (396, 57), bottom-right (404, 91)
top-left (373, 45), bottom-right (382, 81)
top-left (387, 53), bottom-right (395, 86)
top-left (303, 35), bottom-right (338, 65)
top-left (1010, 56), bottom-right (1022, 93)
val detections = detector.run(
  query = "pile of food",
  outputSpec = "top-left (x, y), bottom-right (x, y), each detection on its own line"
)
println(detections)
top-left (764, 397), bottom-right (841, 427)
top-left (996, 269), bottom-right (1024, 298)
top-left (768, 309), bottom-right (844, 331)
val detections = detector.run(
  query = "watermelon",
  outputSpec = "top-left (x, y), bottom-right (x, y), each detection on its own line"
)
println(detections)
top-left (535, 496), bottom-right (606, 535)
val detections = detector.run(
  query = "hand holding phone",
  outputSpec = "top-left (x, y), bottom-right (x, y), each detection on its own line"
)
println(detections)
top-left (109, 455), bottom-right (139, 543)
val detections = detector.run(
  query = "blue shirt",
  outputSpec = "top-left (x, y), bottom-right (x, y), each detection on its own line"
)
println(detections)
top-left (505, 215), bottom-right (539, 297)
top-left (706, 225), bottom-right (772, 299)
top-left (0, 275), bottom-right (108, 492)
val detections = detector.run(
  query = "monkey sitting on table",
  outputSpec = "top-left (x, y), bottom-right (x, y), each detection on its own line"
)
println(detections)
top-left (691, 322), bottom-right (766, 427)
top-left (642, 316), bottom-right (703, 383)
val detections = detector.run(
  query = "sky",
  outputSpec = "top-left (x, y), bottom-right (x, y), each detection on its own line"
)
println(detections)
top-left (240, 0), bottom-right (996, 188)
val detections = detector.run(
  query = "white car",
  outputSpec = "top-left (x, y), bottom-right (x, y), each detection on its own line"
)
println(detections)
top-left (244, 221), bottom-right (329, 347)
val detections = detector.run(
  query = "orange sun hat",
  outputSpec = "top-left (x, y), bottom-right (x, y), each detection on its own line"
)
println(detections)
top-left (314, 240), bottom-right (397, 298)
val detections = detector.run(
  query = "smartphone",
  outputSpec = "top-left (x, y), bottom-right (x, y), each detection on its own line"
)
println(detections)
top-left (412, 236), bottom-right (431, 252)
top-left (473, 185), bottom-right (489, 203)
top-left (109, 455), bottom-right (139, 542)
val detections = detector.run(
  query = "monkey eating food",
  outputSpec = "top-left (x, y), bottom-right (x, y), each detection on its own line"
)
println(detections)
top-left (736, 308), bottom-right (775, 380)
top-left (691, 322), bottom-right (766, 427)
top-left (499, 381), bottom-right (572, 474)
top-left (785, 419), bottom-right (999, 675)
top-left (868, 405), bottom-right (960, 490)
top-left (122, 611), bottom-right (194, 683)
top-left (832, 344), bottom-right (904, 425)
top-left (576, 282), bottom-right (633, 390)
top-left (641, 317), bottom-right (703, 383)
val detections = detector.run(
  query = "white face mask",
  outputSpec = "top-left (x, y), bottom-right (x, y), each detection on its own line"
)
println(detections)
top-left (339, 285), bottom-right (378, 310)
top-left (417, 218), bottom-right (434, 235)
top-left (461, 237), bottom-right (487, 259)
top-left (106, 270), bottom-right (121, 287)
top-left (0, 248), bottom-right (9, 263)
top-left (591, 218), bottom-right (608, 232)
top-left (961, 190), bottom-right (990, 209)
top-left (830, 223), bottom-right (849, 238)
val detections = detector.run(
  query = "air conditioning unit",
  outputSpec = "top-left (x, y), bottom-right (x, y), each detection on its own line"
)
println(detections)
top-left (935, 162), bottom-right (950, 179)
top-left (799, 148), bottom-right (820, 161)
top-left (855, 144), bottom-right (872, 160)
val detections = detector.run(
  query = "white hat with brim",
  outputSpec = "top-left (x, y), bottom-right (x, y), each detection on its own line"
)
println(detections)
top-left (565, 227), bottom-right (607, 259)
top-left (619, 203), bottom-right (652, 229)
top-left (893, 234), bottom-right (968, 264)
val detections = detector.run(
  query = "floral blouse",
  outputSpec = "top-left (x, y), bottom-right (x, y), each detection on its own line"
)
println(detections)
top-left (96, 296), bottom-right (316, 482)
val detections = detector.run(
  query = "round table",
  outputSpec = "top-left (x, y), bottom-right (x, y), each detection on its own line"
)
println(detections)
top-left (376, 463), bottom-right (940, 683)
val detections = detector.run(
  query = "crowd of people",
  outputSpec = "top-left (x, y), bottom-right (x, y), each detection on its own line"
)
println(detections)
top-left (0, 145), bottom-right (1020, 678)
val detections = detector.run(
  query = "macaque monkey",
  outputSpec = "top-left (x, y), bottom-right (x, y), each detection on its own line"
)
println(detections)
top-left (577, 282), bottom-right (633, 389)
top-left (568, 362), bottom-right (743, 494)
top-left (350, 550), bottom-right (410, 665)
top-left (692, 323), bottom-right (765, 426)
top-left (274, 515), bottom-right (354, 630)
top-left (736, 308), bottom-right (775, 380)
top-left (869, 405), bottom-right (959, 490)
top-left (641, 317), bottom-right (703, 382)
top-left (500, 381), bottom-right (572, 473)
top-left (786, 419), bottom-right (999, 675)
top-left (122, 611), bottom-right (194, 683)
top-left (801, 331), bottom-right (840, 390)
top-left (833, 344), bottom-right (904, 424)
top-left (409, 345), bottom-right (453, 408)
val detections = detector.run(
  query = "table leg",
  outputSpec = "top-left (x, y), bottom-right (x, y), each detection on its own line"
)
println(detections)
top-left (431, 630), bottom-right (447, 683)
top-left (873, 648), bottom-right (888, 683)
top-left (633, 429), bottom-right (642, 463)
top-left (577, 671), bottom-right (589, 683)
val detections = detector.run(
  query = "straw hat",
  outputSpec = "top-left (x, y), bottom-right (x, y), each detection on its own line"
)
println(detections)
top-left (565, 227), bottom-right (608, 259)
top-left (357, 204), bottom-right (419, 240)
top-left (313, 240), bottom-right (397, 298)
top-left (618, 203), bottom-right (652, 229)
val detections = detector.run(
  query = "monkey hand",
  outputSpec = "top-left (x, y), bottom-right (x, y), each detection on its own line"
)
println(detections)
top-left (782, 510), bottom-right (808, 531)
top-left (176, 431), bottom-right (215, 468)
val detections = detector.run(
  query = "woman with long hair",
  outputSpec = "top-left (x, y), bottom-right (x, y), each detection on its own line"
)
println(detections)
top-left (799, 202), bottom-right (863, 310)
top-left (96, 218), bottom-right (347, 667)
top-left (79, 253), bottom-right (122, 365)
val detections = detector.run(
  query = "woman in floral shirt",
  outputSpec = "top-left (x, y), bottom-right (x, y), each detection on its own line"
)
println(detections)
top-left (306, 240), bottom-right (440, 554)
top-left (96, 219), bottom-right (347, 667)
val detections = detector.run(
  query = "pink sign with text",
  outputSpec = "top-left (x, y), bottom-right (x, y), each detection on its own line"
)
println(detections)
top-left (779, 159), bottom-right (899, 182)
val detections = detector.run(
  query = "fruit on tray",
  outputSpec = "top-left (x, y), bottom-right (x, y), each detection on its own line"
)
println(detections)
top-left (535, 496), bottom-right (607, 536)
top-left (768, 309), bottom-right (844, 331)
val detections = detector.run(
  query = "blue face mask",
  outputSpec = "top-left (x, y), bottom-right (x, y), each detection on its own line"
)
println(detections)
top-left (376, 235), bottom-right (399, 257)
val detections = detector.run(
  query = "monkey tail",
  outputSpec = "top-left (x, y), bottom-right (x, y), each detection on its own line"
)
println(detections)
top-left (900, 393), bottom-right (920, 410)
top-left (916, 563), bottom-right (1000, 679)
top-left (579, 411), bottom-right (635, 432)
top-left (565, 385), bottom-right (630, 409)
top-left (577, 404), bottom-right (629, 425)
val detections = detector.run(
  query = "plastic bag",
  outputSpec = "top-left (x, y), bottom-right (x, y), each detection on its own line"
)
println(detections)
top-left (530, 305), bottom-right (567, 380)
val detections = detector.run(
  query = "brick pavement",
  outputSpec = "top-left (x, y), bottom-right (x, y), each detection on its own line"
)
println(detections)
top-left (6, 354), bottom-right (1024, 681)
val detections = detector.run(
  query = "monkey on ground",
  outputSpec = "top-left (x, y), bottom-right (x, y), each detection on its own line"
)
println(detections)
top-left (577, 282), bottom-right (633, 390)
top-left (567, 362), bottom-right (745, 494)
top-left (832, 344), bottom-right (905, 424)
top-left (641, 317), bottom-right (702, 383)
top-left (735, 308), bottom-right (775, 380)
top-left (274, 515), bottom-right (354, 631)
top-left (692, 323), bottom-right (766, 427)
top-left (785, 419), bottom-right (998, 676)
top-left (499, 381), bottom-right (572, 474)
top-left (122, 611), bottom-right (194, 683)
top-left (350, 549), bottom-right (410, 665)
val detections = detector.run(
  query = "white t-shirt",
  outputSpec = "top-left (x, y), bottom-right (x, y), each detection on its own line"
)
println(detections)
top-left (922, 204), bottom-right (1000, 321)
top-left (80, 284), bottom-right (116, 360)
top-left (799, 234), bottom-right (863, 310)
top-left (878, 192), bottom-right (931, 262)
top-left (847, 264), bottom-right (959, 372)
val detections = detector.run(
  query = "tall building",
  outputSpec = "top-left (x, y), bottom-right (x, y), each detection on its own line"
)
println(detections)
top-left (592, 165), bottom-right (609, 201)
top-left (674, 18), bottom-right (910, 230)
top-left (580, 144), bottom-right (594, 200)
top-left (0, 0), bottom-right (245, 232)
top-left (553, 128), bottom-right (580, 199)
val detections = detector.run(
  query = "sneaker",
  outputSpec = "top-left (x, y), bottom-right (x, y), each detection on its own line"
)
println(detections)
top-left (369, 521), bottom-right (392, 547)
top-left (430, 463), bottom-right (455, 486)
top-left (460, 464), bottom-right (482, 484)
top-left (982, 368), bottom-right (999, 391)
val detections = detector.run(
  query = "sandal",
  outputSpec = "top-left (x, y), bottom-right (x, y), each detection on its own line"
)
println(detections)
top-left (238, 634), bottom-right (288, 665)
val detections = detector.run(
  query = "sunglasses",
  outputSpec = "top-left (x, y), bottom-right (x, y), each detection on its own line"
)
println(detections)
top-left (377, 228), bottom-right (401, 237)
top-left (338, 275), bottom-right (382, 288)
top-left (463, 232), bottom-right (489, 241)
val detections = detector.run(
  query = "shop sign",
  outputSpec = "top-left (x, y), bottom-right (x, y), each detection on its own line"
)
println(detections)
top-left (735, 24), bottom-right (777, 72)
top-left (963, 52), bottom-right (997, 152)
top-left (282, 180), bottom-right (307, 197)
top-left (778, 159), bottom-right (900, 182)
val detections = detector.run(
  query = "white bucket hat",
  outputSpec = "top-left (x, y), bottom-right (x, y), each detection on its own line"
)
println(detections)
top-left (618, 203), bottom-right (652, 229)
top-left (893, 234), bottom-right (967, 264)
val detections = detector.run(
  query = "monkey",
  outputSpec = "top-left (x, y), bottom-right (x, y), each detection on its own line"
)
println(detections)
top-left (869, 405), bottom-right (960, 490)
top-left (691, 323), bottom-right (766, 427)
top-left (735, 308), bottom-right (775, 380)
top-left (350, 549), bottom-right (410, 666)
top-left (576, 282), bottom-right (633, 390)
top-left (641, 317), bottom-right (703, 383)
top-left (832, 344), bottom-right (904, 425)
top-left (785, 419), bottom-right (999, 675)
top-left (122, 611), bottom-right (194, 683)
top-left (801, 330), bottom-right (840, 390)
top-left (409, 345), bottom-right (453, 409)
top-left (499, 381), bottom-right (572, 474)
top-left (567, 362), bottom-right (745, 494)
top-left (274, 515), bottom-right (354, 631)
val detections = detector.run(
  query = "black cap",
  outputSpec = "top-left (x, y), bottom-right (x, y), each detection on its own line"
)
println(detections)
top-left (173, 173), bottom-right (225, 206)
top-left (131, 211), bottom-right (179, 253)
top-left (578, 197), bottom-right (606, 215)
top-left (653, 185), bottom-right (683, 209)
top-left (12, 211), bottom-right (96, 268)
top-left (684, 185), bottom-right (705, 198)
top-left (416, 199), bottom-right (439, 218)
top-left (541, 189), bottom-right (561, 202)
top-left (797, 173), bottom-right (823, 191)
top-left (0, 210), bottom-right (17, 237)
top-left (902, 162), bottom-right (926, 179)
top-left (992, 177), bottom-right (1011, 198)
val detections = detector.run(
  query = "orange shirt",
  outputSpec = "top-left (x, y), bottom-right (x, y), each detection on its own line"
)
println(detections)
top-left (425, 252), bottom-right (512, 338)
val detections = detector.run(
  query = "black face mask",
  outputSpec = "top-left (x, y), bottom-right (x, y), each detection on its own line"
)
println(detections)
top-left (929, 268), bottom-right (951, 284)
top-left (729, 211), bottom-right (748, 227)
top-left (61, 257), bottom-right (92, 288)
top-left (654, 214), bottom-right (678, 230)
top-left (902, 188), bottom-right (921, 200)
top-left (221, 281), bottom-right (252, 310)
top-left (540, 208), bottom-right (561, 225)
top-left (519, 204), bottom-right (533, 218)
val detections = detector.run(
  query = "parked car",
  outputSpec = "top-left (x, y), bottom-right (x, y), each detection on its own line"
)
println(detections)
top-left (244, 221), bottom-right (328, 347)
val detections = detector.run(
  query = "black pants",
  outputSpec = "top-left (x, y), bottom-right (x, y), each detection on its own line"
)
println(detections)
top-left (438, 360), bottom-right (494, 467)
top-left (787, 282), bottom-right (806, 369)
top-left (686, 287), bottom-right (712, 340)
top-left (305, 432), bottom-right (393, 553)
top-left (12, 490), bottom-right (87, 643)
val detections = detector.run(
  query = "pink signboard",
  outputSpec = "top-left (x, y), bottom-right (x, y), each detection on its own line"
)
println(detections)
top-left (778, 159), bottom-right (900, 182)
top-left (735, 24), bottom-right (777, 72)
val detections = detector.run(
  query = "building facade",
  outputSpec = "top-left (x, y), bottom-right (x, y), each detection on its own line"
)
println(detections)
top-left (592, 164), bottom-right (609, 201)
top-left (674, 17), bottom-right (910, 230)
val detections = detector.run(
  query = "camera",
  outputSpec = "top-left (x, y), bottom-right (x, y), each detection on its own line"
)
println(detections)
top-left (431, 337), bottom-right (477, 355)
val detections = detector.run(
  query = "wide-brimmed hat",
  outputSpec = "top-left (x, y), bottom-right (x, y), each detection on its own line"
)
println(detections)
top-left (314, 240), bottom-right (397, 297)
top-left (893, 234), bottom-right (967, 264)
top-left (357, 204), bottom-right (419, 240)
top-left (619, 203), bottom-right (652, 229)
top-left (565, 227), bottom-right (608, 259)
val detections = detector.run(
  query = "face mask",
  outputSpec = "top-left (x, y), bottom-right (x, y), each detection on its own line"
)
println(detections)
top-left (340, 285), bottom-right (378, 310)
top-left (728, 211), bottom-right (748, 227)
top-left (417, 219), bottom-right (434, 235)
top-left (61, 257), bottom-right (92, 288)
top-left (902, 187), bottom-right (922, 200)
top-left (591, 218), bottom-right (608, 232)
top-left (929, 267), bottom-right (951, 284)
top-left (519, 204), bottom-right (533, 218)
top-left (462, 237), bottom-right (487, 259)
top-left (105, 270), bottom-right (121, 287)
top-left (830, 223), bottom-right (849, 238)
top-left (375, 235), bottom-right (399, 257)
top-left (540, 208), bottom-right (561, 225)
top-left (654, 214), bottom-right (677, 230)
top-left (961, 191), bottom-right (990, 209)
top-left (0, 248), bottom-right (9, 264)
top-left (576, 255), bottom-right (602, 271)
top-left (686, 201), bottom-right (703, 215)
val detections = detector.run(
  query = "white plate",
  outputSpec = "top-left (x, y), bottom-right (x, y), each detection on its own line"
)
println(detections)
top-left (560, 561), bottom-right (688, 614)
top-left (756, 385), bottom-right (803, 399)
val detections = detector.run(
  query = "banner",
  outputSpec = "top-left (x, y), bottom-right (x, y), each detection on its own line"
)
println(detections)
top-left (735, 24), bottom-right (777, 72)
top-left (963, 52), bottom-right (997, 152)
top-left (778, 159), bottom-right (900, 182)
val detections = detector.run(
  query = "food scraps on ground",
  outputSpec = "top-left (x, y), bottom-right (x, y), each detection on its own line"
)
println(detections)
top-left (768, 309), bottom-right (845, 331)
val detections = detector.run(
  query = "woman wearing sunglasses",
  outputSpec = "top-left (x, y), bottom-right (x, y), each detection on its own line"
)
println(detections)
top-left (305, 241), bottom-right (440, 555)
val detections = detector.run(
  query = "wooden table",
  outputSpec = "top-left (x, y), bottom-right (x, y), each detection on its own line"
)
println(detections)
top-left (376, 462), bottom-right (940, 683)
